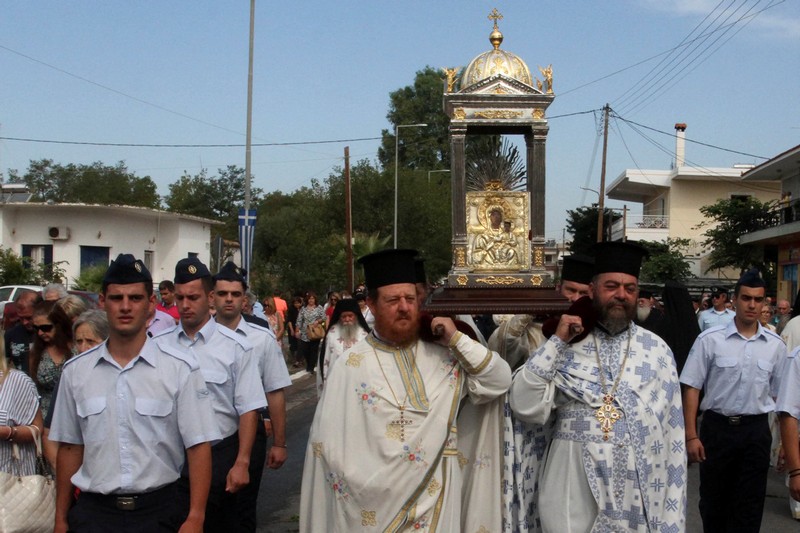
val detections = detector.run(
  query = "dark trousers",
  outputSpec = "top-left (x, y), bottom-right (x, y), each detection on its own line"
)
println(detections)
top-left (698, 411), bottom-right (771, 533)
top-left (176, 432), bottom-right (241, 533)
top-left (236, 416), bottom-right (267, 532)
top-left (298, 339), bottom-right (320, 372)
top-left (68, 483), bottom-right (179, 533)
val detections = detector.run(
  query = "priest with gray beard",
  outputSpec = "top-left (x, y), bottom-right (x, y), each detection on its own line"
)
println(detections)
top-left (316, 298), bottom-right (370, 397)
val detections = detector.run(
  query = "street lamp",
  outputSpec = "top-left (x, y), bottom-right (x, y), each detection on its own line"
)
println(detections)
top-left (394, 123), bottom-right (428, 248)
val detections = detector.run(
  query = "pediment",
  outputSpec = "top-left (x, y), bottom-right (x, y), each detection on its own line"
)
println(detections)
top-left (459, 74), bottom-right (541, 96)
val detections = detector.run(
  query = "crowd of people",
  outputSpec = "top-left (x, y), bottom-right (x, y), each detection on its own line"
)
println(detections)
top-left (4, 245), bottom-right (800, 532)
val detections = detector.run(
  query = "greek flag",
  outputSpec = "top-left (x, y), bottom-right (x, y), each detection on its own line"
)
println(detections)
top-left (238, 208), bottom-right (257, 283)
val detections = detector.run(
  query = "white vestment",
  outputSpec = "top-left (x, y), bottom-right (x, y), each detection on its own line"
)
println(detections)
top-left (300, 331), bottom-right (511, 532)
top-left (316, 323), bottom-right (369, 397)
top-left (510, 324), bottom-right (687, 532)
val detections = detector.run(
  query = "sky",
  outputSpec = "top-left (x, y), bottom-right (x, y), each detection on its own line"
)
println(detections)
top-left (1, 1), bottom-right (798, 243)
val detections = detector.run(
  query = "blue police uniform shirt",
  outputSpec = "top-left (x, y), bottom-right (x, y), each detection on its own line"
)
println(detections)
top-left (231, 318), bottom-right (291, 394)
top-left (776, 346), bottom-right (800, 420)
top-left (697, 307), bottom-right (735, 331)
top-left (48, 338), bottom-right (220, 494)
top-left (680, 320), bottom-right (787, 416)
top-left (153, 317), bottom-right (267, 439)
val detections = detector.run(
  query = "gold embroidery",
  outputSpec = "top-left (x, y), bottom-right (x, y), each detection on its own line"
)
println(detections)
top-left (312, 442), bottom-right (323, 458)
top-left (385, 422), bottom-right (403, 441)
top-left (346, 353), bottom-right (364, 367)
top-left (475, 527), bottom-right (491, 533)
top-left (457, 452), bottom-right (469, 468)
top-left (427, 478), bottom-right (441, 496)
top-left (361, 510), bottom-right (377, 526)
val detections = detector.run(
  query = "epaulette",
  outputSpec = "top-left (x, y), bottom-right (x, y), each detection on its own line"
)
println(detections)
top-left (696, 324), bottom-right (727, 339)
top-left (150, 325), bottom-right (177, 339)
top-left (64, 341), bottom-right (105, 367)
top-left (216, 323), bottom-right (253, 351)
top-left (762, 327), bottom-right (784, 343)
top-left (156, 342), bottom-right (200, 371)
top-left (789, 346), bottom-right (800, 359)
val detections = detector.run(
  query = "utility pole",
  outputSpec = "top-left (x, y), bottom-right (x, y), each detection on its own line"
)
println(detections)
top-left (344, 146), bottom-right (353, 292)
top-left (597, 104), bottom-right (610, 243)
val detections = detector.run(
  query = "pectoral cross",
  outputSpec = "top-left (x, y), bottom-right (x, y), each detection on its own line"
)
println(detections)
top-left (388, 407), bottom-right (413, 442)
top-left (594, 394), bottom-right (621, 441)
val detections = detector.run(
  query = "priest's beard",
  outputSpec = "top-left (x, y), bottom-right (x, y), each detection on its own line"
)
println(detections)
top-left (595, 297), bottom-right (635, 335)
top-left (636, 305), bottom-right (652, 323)
top-left (373, 310), bottom-right (419, 347)
top-left (339, 323), bottom-right (361, 344)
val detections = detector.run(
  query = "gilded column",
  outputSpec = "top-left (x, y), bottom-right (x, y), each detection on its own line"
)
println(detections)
top-left (450, 124), bottom-right (468, 270)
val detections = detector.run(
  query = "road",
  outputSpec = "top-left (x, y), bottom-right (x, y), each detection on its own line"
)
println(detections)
top-left (255, 371), bottom-right (800, 532)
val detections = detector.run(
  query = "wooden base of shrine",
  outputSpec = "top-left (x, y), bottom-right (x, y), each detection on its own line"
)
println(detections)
top-left (423, 285), bottom-right (570, 318)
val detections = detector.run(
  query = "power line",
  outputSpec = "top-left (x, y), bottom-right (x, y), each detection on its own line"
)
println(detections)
top-left (612, 114), bottom-right (768, 160)
top-left (0, 135), bottom-right (381, 148)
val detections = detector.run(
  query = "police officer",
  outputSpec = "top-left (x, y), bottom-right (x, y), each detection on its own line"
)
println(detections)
top-left (50, 254), bottom-right (219, 533)
top-left (681, 269), bottom-right (787, 532)
top-left (153, 257), bottom-right (266, 532)
top-left (211, 262), bottom-right (291, 532)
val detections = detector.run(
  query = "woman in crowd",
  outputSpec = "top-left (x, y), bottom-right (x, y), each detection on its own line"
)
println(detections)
top-left (264, 296), bottom-right (285, 348)
top-left (0, 346), bottom-right (44, 477)
top-left (286, 296), bottom-right (303, 368)
top-left (43, 309), bottom-right (109, 467)
top-left (324, 292), bottom-right (341, 327)
top-left (29, 301), bottom-right (73, 420)
top-left (55, 294), bottom-right (89, 323)
top-left (760, 304), bottom-right (777, 332)
top-left (295, 291), bottom-right (326, 374)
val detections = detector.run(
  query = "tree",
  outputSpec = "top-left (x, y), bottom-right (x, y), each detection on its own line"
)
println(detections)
top-left (0, 246), bottom-right (66, 286)
top-left (565, 206), bottom-right (622, 254)
top-left (377, 67), bottom-right (451, 171)
top-left (9, 159), bottom-right (160, 208)
top-left (165, 166), bottom-right (263, 240)
top-left (696, 196), bottom-right (778, 275)
top-left (639, 239), bottom-right (694, 283)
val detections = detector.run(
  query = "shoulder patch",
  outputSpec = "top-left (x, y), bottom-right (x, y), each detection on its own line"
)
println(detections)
top-left (157, 343), bottom-right (199, 370)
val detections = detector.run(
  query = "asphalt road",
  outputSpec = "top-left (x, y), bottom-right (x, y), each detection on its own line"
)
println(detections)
top-left (255, 372), bottom-right (800, 532)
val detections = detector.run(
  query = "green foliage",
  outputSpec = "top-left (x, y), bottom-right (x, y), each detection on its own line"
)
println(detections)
top-left (0, 246), bottom-right (65, 286)
top-left (9, 159), bottom-right (160, 208)
top-left (696, 196), bottom-right (778, 274)
top-left (251, 158), bottom-right (452, 295)
top-left (377, 67), bottom-right (451, 170)
top-left (565, 206), bottom-right (622, 254)
top-left (71, 264), bottom-right (107, 293)
top-left (639, 238), bottom-right (694, 283)
top-left (165, 166), bottom-right (263, 241)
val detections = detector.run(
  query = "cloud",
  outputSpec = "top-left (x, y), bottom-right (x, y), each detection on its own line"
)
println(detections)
top-left (638, 0), bottom-right (800, 40)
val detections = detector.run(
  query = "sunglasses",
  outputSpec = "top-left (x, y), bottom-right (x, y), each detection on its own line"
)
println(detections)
top-left (33, 324), bottom-right (54, 333)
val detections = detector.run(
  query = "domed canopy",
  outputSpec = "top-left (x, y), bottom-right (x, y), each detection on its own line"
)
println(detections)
top-left (461, 11), bottom-right (533, 89)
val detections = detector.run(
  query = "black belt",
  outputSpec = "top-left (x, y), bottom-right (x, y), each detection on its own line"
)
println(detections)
top-left (704, 410), bottom-right (768, 426)
top-left (81, 482), bottom-right (177, 511)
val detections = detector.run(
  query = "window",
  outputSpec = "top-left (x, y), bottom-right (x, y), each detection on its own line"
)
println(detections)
top-left (21, 244), bottom-right (53, 267)
top-left (80, 246), bottom-right (110, 271)
top-left (143, 250), bottom-right (154, 272)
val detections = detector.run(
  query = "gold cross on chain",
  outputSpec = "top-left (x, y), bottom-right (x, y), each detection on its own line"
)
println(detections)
top-left (388, 407), bottom-right (413, 442)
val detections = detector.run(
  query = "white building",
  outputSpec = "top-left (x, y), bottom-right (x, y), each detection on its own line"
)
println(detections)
top-left (0, 202), bottom-right (220, 285)
top-left (606, 123), bottom-right (781, 278)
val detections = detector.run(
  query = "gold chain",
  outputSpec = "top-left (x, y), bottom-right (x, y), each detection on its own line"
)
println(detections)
top-left (592, 331), bottom-right (632, 440)
top-left (372, 344), bottom-right (416, 442)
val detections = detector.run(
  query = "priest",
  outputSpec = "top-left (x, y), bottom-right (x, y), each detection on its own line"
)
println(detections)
top-left (299, 249), bottom-right (512, 532)
top-left (509, 241), bottom-right (686, 532)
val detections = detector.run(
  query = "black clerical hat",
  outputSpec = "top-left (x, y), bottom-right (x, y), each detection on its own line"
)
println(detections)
top-left (592, 241), bottom-right (649, 278)
top-left (561, 254), bottom-right (594, 284)
top-left (103, 254), bottom-right (152, 286)
top-left (213, 261), bottom-right (248, 289)
top-left (174, 257), bottom-right (211, 284)
top-left (357, 249), bottom-right (418, 291)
